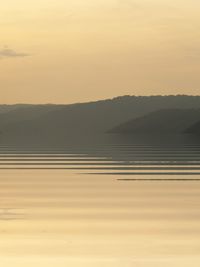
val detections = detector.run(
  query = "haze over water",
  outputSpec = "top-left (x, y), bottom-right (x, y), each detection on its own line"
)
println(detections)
top-left (0, 135), bottom-right (200, 266)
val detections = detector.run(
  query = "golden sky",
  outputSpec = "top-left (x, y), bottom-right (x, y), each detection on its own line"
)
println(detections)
top-left (1, 0), bottom-right (200, 104)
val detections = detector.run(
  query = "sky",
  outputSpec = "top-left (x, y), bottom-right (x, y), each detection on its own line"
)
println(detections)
top-left (1, 0), bottom-right (200, 104)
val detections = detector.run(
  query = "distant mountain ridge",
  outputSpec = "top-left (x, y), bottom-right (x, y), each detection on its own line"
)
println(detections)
top-left (1, 95), bottom-right (200, 140)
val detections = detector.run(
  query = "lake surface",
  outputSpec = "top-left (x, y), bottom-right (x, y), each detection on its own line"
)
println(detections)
top-left (0, 134), bottom-right (200, 266)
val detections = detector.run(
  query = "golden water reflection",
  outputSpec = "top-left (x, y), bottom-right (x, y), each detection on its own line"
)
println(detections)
top-left (0, 170), bottom-right (200, 266)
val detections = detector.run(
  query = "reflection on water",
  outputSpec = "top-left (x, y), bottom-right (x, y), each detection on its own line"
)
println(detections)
top-left (0, 134), bottom-right (200, 266)
top-left (2, 135), bottom-right (200, 175)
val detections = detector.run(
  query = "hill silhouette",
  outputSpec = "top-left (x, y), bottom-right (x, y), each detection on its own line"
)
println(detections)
top-left (0, 104), bottom-right (29, 114)
top-left (0, 104), bottom-right (64, 124)
top-left (185, 120), bottom-right (200, 134)
top-left (1, 95), bottom-right (200, 140)
top-left (109, 109), bottom-right (200, 134)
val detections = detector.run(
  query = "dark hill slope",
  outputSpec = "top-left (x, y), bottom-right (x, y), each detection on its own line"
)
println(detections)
top-left (185, 120), bottom-right (200, 134)
top-left (1, 95), bottom-right (200, 140)
top-left (0, 104), bottom-right (30, 114)
top-left (0, 105), bottom-right (64, 127)
top-left (109, 109), bottom-right (200, 134)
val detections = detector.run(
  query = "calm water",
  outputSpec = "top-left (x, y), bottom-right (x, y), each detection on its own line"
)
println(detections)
top-left (1, 135), bottom-right (200, 266)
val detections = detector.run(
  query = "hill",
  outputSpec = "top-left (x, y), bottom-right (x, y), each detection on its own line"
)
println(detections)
top-left (1, 95), bottom-right (200, 140)
top-left (0, 104), bottom-right (29, 114)
top-left (0, 104), bottom-right (64, 126)
top-left (109, 109), bottom-right (200, 134)
top-left (185, 120), bottom-right (200, 134)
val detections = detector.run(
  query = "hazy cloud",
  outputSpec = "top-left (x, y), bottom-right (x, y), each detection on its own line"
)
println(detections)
top-left (0, 47), bottom-right (30, 58)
